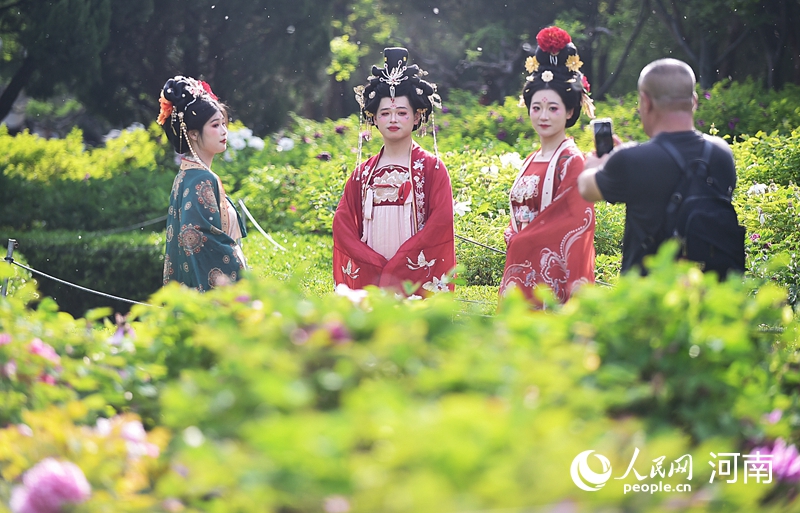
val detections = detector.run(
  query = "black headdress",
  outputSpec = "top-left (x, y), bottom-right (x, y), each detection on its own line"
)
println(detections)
top-left (354, 47), bottom-right (441, 131)
top-left (157, 75), bottom-right (223, 155)
top-left (521, 27), bottom-right (594, 128)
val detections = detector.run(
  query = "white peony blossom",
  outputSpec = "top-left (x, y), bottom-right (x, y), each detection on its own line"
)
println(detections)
top-left (248, 137), bottom-right (266, 151)
top-left (453, 198), bottom-right (472, 216)
top-left (228, 133), bottom-right (247, 150)
top-left (276, 137), bottom-right (294, 152)
top-left (480, 165), bottom-right (499, 178)
top-left (499, 152), bottom-right (524, 170)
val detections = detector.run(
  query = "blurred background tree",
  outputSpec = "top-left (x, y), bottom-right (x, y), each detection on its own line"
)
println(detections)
top-left (2, 0), bottom-right (800, 135)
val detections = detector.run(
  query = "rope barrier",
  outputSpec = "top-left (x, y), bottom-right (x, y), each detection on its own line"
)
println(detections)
top-left (238, 199), bottom-right (287, 251)
top-left (455, 233), bottom-right (506, 255)
top-left (6, 258), bottom-right (154, 307)
top-left (91, 215), bottom-right (168, 236)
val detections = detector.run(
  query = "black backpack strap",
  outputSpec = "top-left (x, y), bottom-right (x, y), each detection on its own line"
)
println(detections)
top-left (641, 137), bottom-right (712, 253)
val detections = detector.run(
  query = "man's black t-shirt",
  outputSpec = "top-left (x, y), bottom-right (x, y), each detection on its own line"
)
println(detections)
top-left (594, 130), bottom-right (736, 273)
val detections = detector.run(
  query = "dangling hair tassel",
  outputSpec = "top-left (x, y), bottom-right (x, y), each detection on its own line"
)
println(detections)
top-left (355, 113), bottom-right (365, 181)
top-left (430, 111), bottom-right (440, 169)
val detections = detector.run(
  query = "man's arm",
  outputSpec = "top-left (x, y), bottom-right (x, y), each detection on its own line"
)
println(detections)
top-left (578, 152), bottom-right (607, 202)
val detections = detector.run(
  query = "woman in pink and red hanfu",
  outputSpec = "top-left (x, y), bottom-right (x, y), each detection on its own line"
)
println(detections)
top-left (499, 27), bottom-right (597, 307)
top-left (333, 47), bottom-right (455, 296)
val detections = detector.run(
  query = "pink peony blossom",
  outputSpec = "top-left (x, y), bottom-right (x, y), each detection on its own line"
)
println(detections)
top-left (121, 420), bottom-right (160, 459)
top-left (764, 409), bottom-right (782, 424)
top-left (10, 458), bottom-right (91, 513)
top-left (323, 495), bottom-right (351, 513)
top-left (0, 333), bottom-right (11, 345)
top-left (28, 339), bottom-right (60, 365)
top-left (751, 438), bottom-right (800, 482)
top-left (2, 359), bottom-right (16, 378)
top-left (325, 321), bottom-right (351, 344)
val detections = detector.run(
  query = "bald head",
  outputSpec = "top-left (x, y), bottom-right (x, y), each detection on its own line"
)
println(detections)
top-left (638, 59), bottom-right (696, 112)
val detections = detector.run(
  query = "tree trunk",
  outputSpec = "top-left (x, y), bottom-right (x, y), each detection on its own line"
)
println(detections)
top-left (595, 0), bottom-right (650, 97)
top-left (0, 56), bottom-right (36, 123)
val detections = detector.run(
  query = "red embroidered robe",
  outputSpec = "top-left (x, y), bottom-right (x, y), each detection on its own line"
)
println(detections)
top-left (333, 144), bottom-right (456, 295)
top-left (499, 139), bottom-right (595, 306)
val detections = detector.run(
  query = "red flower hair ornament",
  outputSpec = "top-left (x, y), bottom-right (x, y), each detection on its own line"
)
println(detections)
top-left (536, 26), bottom-right (572, 55)
top-left (199, 81), bottom-right (218, 101)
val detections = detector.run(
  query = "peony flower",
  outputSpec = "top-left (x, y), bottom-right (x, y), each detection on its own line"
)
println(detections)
top-left (334, 283), bottom-right (368, 305)
top-left (228, 133), bottom-right (247, 151)
top-left (316, 152), bottom-right (333, 161)
top-left (121, 420), bottom-right (160, 459)
top-left (276, 137), bottom-right (294, 152)
top-left (499, 152), bottom-right (524, 170)
top-left (323, 495), bottom-right (351, 513)
top-left (453, 199), bottom-right (472, 217)
top-left (0, 333), bottom-right (11, 345)
top-left (109, 313), bottom-right (135, 347)
top-left (3, 359), bottom-right (17, 379)
top-left (28, 339), bottom-right (60, 366)
top-left (247, 137), bottom-right (265, 151)
top-left (10, 458), bottom-right (91, 513)
top-left (335, 125), bottom-right (347, 135)
top-left (536, 26), bottom-right (571, 54)
top-left (750, 233), bottom-right (761, 242)
top-left (325, 321), bottom-right (351, 344)
top-left (480, 165), bottom-right (499, 178)
top-left (162, 498), bottom-right (185, 512)
top-left (747, 182), bottom-right (767, 195)
top-left (750, 438), bottom-right (800, 482)
top-left (764, 409), bottom-right (782, 424)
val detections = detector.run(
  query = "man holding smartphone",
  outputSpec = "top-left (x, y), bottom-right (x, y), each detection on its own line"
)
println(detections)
top-left (577, 58), bottom-right (739, 275)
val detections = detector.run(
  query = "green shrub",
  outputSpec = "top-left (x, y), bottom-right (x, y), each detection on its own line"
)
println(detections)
top-left (0, 124), bottom-right (173, 232)
top-left (695, 79), bottom-right (800, 140)
top-left (0, 248), bottom-right (794, 511)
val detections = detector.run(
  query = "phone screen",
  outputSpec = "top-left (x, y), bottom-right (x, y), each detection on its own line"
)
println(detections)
top-left (593, 119), bottom-right (614, 157)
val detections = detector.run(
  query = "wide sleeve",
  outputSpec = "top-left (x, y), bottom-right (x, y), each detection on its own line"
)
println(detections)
top-left (168, 170), bottom-right (246, 291)
top-left (332, 160), bottom-right (388, 289)
top-left (380, 155), bottom-right (456, 295)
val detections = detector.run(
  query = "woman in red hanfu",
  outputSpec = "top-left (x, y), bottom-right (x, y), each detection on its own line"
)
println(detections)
top-left (499, 27), bottom-right (596, 307)
top-left (333, 47), bottom-right (456, 296)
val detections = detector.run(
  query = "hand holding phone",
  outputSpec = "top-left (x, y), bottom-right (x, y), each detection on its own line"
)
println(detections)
top-left (592, 118), bottom-right (614, 157)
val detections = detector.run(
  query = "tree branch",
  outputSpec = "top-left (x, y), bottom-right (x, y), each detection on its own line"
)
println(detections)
top-left (0, 55), bottom-right (36, 122)
top-left (715, 27), bottom-right (751, 66)
top-left (0, 0), bottom-right (25, 13)
top-left (651, 0), bottom-right (698, 64)
top-left (596, 0), bottom-right (650, 97)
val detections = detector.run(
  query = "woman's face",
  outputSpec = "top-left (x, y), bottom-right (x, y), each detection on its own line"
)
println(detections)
top-left (374, 96), bottom-right (419, 142)
top-left (529, 89), bottom-right (572, 140)
top-left (193, 109), bottom-right (228, 156)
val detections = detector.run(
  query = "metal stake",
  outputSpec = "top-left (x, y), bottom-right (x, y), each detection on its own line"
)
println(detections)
top-left (1, 239), bottom-right (18, 297)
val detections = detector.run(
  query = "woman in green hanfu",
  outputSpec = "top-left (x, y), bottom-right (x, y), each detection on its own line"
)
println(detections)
top-left (157, 76), bottom-right (247, 291)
